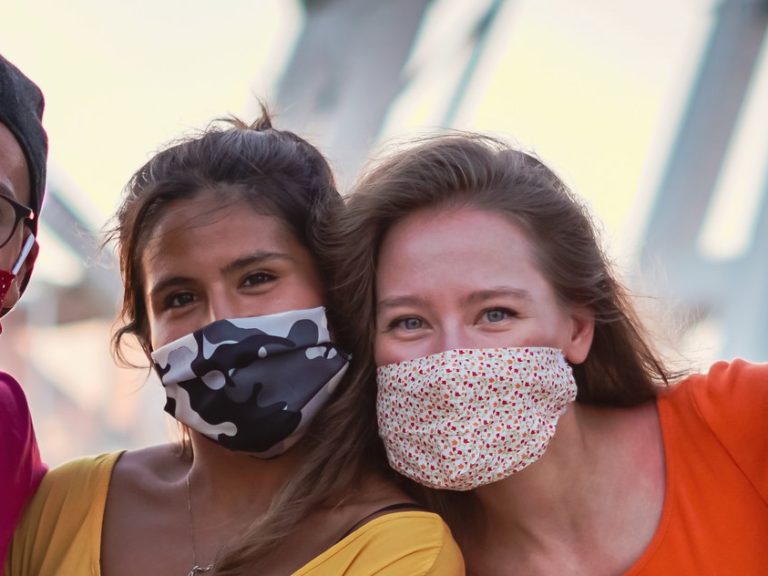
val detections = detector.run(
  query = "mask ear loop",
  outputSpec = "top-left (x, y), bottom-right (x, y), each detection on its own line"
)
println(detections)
top-left (11, 233), bottom-right (36, 275)
top-left (0, 234), bottom-right (37, 328)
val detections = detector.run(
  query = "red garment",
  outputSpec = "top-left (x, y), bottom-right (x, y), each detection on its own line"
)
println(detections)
top-left (629, 360), bottom-right (768, 574)
top-left (0, 372), bottom-right (46, 566)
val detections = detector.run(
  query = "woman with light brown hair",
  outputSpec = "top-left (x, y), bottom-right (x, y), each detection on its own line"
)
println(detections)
top-left (333, 132), bottom-right (768, 575)
top-left (7, 113), bottom-right (463, 576)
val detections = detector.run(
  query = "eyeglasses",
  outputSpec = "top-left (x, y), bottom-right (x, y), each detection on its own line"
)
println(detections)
top-left (0, 194), bottom-right (35, 249)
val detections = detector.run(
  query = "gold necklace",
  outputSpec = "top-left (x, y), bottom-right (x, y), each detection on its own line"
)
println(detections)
top-left (185, 474), bottom-right (215, 576)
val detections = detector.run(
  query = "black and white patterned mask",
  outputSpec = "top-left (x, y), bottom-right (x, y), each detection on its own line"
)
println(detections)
top-left (150, 306), bottom-right (350, 457)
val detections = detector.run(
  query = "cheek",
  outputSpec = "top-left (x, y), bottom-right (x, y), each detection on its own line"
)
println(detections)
top-left (143, 295), bottom-right (167, 350)
top-left (294, 281), bottom-right (325, 309)
top-left (374, 334), bottom-right (433, 367)
top-left (284, 266), bottom-right (325, 311)
top-left (373, 337), bottom-right (389, 367)
top-left (487, 319), bottom-right (563, 350)
top-left (1, 279), bottom-right (21, 310)
top-left (374, 335), bottom-right (407, 367)
top-left (0, 230), bottom-right (24, 269)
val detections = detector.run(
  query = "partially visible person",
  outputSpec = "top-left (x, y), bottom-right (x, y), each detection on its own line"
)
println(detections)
top-left (334, 133), bottom-right (768, 575)
top-left (8, 111), bottom-right (463, 575)
top-left (0, 53), bottom-right (48, 567)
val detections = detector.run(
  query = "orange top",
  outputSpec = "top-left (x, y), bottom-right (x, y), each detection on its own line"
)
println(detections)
top-left (628, 359), bottom-right (768, 574)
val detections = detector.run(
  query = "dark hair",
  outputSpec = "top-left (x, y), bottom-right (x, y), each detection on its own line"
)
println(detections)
top-left (110, 111), bottom-right (343, 361)
top-left (334, 132), bottom-right (678, 407)
top-left (107, 110), bottom-right (386, 574)
top-left (0, 53), bottom-right (48, 300)
top-left (0, 53), bottom-right (47, 228)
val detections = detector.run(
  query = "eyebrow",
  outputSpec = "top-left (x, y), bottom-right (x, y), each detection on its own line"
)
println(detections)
top-left (220, 251), bottom-right (295, 275)
top-left (148, 250), bottom-right (294, 300)
top-left (376, 287), bottom-right (532, 313)
top-left (463, 287), bottom-right (533, 305)
top-left (376, 295), bottom-right (430, 312)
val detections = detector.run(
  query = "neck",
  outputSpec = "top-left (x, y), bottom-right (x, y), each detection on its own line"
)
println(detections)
top-left (182, 432), bottom-right (309, 568)
top-left (475, 405), bottom-right (596, 540)
top-left (187, 431), bottom-right (305, 517)
top-left (467, 402), bottom-right (663, 557)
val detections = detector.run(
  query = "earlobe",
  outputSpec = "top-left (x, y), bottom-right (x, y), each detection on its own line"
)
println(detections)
top-left (565, 308), bottom-right (595, 365)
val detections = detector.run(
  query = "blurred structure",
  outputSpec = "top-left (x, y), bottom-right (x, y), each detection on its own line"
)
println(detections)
top-left (1, 0), bottom-right (766, 464)
top-left (277, 0), bottom-right (768, 365)
top-left (639, 0), bottom-right (768, 362)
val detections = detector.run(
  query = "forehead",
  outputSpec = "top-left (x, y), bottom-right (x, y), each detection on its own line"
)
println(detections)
top-left (140, 193), bottom-right (298, 268)
top-left (0, 121), bottom-right (31, 207)
top-left (376, 205), bottom-right (554, 297)
top-left (381, 205), bottom-right (534, 263)
top-left (149, 192), bottom-right (255, 237)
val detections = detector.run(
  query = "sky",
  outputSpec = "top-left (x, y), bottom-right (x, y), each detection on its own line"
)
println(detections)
top-left (2, 0), bottom-right (301, 283)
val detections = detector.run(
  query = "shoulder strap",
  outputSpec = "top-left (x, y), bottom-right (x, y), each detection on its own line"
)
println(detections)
top-left (337, 502), bottom-right (427, 542)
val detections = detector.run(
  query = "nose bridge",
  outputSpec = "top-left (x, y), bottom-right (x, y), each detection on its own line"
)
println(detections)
top-left (207, 282), bottom-right (238, 322)
top-left (438, 315), bottom-right (470, 352)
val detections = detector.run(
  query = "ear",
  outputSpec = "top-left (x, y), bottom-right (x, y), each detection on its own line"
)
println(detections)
top-left (563, 306), bottom-right (594, 365)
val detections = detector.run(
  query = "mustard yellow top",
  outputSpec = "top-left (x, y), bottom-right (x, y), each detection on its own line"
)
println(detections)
top-left (7, 452), bottom-right (464, 576)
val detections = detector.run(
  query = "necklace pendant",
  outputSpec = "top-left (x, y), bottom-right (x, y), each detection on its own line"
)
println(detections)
top-left (187, 564), bottom-right (214, 576)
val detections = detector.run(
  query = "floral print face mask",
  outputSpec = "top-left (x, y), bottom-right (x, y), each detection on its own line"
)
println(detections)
top-left (376, 347), bottom-right (577, 491)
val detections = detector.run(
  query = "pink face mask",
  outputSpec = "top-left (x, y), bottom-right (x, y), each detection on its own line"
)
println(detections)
top-left (0, 234), bottom-right (36, 332)
top-left (377, 346), bottom-right (577, 491)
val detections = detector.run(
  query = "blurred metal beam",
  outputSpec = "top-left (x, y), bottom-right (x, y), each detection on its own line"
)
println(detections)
top-left (643, 0), bottom-right (767, 264)
top-left (721, 157), bottom-right (768, 359)
top-left (276, 0), bottom-right (432, 186)
top-left (442, 0), bottom-right (508, 126)
top-left (640, 0), bottom-right (768, 359)
top-left (39, 186), bottom-right (121, 320)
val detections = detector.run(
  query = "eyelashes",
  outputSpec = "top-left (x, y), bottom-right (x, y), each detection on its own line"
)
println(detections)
top-left (383, 307), bottom-right (520, 333)
top-left (157, 271), bottom-right (280, 313)
top-left (386, 316), bottom-right (426, 331)
top-left (481, 307), bottom-right (518, 323)
top-left (162, 291), bottom-right (195, 310)
top-left (241, 271), bottom-right (277, 288)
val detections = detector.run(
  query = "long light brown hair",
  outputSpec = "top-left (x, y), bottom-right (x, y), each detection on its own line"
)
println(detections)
top-left (107, 110), bottom-right (391, 574)
top-left (329, 132), bottom-right (681, 531)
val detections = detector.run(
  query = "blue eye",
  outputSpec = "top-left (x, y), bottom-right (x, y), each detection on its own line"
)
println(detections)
top-left (484, 308), bottom-right (513, 323)
top-left (402, 317), bottom-right (423, 330)
top-left (388, 317), bottom-right (424, 331)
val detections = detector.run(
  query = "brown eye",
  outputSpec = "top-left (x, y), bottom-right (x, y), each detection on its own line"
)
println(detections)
top-left (165, 292), bottom-right (195, 309)
top-left (242, 272), bottom-right (276, 287)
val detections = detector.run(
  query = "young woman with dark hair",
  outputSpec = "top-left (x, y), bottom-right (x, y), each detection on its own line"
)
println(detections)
top-left (7, 114), bottom-right (463, 576)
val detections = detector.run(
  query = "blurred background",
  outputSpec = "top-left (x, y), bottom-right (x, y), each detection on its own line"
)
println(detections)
top-left (1, 0), bottom-right (767, 465)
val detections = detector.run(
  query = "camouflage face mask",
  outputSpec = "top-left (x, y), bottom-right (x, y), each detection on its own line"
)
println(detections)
top-left (150, 306), bottom-right (350, 458)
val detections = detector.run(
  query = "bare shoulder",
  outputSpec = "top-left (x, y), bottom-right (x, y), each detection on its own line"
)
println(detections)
top-left (106, 443), bottom-right (188, 521)
top-left (102, 444), bottom-right (189, 576)
top-left (112, 444), bottom-right (189, 489)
